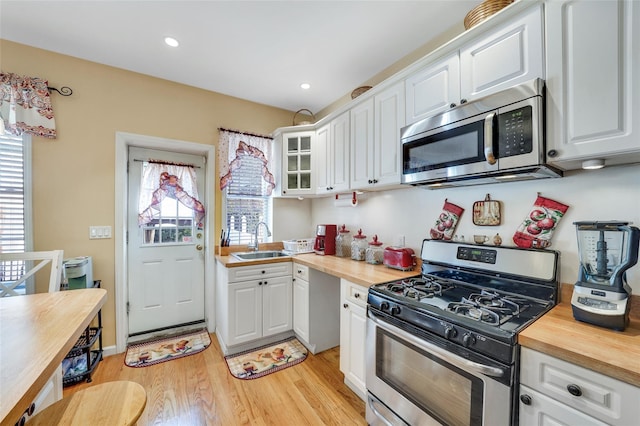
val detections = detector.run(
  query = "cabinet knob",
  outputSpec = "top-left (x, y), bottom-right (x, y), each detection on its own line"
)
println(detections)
top-left (263, 281), bottom-right (268, 285)
top-left (450, 103), bottom-right (457, 108)
top-left (460, 98), bottom-right (467, 104)
top-left (354, 293), bottom-right (360, 298)
top-left (298, 270), bottom-right (302, 273)
top-left (368, 179), bottom-right (373, 184)
top-left (520, 394), bottom-right (532, 405)
top-left (258, 281), bottom-right (263, 285)
top-left (261, 270), bottom-right (266, 274)
top-left (343, 303), bottom-right (349, 309)
top-left (567, 384), bottom-right (582, 397)
top-left (547, 149), bottom-right (558, 158)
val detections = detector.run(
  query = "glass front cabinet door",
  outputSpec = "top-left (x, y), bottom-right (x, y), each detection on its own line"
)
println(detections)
top-left (282, 130), bottom-right (314, 196)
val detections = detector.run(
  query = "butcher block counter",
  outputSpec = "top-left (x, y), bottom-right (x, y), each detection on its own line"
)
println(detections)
top-left (216, 245), bottom-right (421, 287)
top-left (0, 288), bottom-right (107, 426)
top-left (519, 284), bottom-right (640, 388)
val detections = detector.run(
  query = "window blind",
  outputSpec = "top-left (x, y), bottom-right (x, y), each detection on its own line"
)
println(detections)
top-left (0, 135), bottom-right (27, 285)
top-left (225, 154), bottom-right (271, 245)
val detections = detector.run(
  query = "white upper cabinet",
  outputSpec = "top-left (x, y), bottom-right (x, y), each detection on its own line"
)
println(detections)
top-left (459, 3), bottom-right (543, 101)
top-left (351, 82), bottom-right (405, 190)
top-left (350, 97), bottom-right (375, 189)
top-left (405, 53), bottom-right (460, 124)
top-left (315, 111), bottom-right (350, 194)
top-left (545, 0), bottom-right (640, 170)
top-left (405, 3), bottom-right (543, 125)
top-left (280, 130), bottom-right (314, 196)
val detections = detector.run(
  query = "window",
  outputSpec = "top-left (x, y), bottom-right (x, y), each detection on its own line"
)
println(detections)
top-left (224, 154), bottom-right (272, 245)
top-left (0, 134), bottom-right (33, 293)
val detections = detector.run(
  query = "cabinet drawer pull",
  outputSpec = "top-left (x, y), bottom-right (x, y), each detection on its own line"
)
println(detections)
top-left (567, 384), bottom-right (582, 397)
top-left (519, 394), bottom-right (532, 405)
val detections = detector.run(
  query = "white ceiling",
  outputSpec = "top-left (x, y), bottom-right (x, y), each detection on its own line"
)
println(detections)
top-left (0, 0), bottom-right (481, 113)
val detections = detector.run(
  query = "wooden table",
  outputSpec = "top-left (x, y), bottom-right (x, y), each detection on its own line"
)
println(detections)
top-left (0, 288), bottom-right (107, 426)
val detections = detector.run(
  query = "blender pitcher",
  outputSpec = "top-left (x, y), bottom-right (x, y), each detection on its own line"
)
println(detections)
top-left (571, 221), bottom-right (640, 331)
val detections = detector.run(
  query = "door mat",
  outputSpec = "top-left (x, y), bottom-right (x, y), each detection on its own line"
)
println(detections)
top-left (224, 337), bottom-right (308, 380)
top-left (125, 329), bottom-right (211, 367)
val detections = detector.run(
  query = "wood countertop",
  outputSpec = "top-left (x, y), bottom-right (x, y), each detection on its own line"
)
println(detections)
top-left (519, 285), bottom-right (640, 388)
top-left (216, 249), bottom-right (421, 287)
top-left (0, 288), bottom-right (107, 426)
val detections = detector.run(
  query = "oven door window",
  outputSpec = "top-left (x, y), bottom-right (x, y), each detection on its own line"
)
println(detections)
top-left (403, 119), bottom-right (487, 173)
top-left (376, 327), bottom-right (483, 426)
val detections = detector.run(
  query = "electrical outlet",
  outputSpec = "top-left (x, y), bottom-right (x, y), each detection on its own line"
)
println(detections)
top-left (89, 226), bottom-right (112, 239)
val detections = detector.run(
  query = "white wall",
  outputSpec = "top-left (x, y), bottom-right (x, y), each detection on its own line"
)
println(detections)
top-left (303, 164), bottom-right (640, 293)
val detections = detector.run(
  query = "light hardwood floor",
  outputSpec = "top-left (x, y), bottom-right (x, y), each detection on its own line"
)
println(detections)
top-left (64, 334), bottom-right (366, 425)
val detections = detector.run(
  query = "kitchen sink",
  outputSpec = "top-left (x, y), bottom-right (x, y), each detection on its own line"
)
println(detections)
top-left (231, 250), bottom-right (291, 260)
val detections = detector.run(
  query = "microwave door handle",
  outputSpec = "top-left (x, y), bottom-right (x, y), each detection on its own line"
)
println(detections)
top-left (484, 112), bottom-right (497, 165)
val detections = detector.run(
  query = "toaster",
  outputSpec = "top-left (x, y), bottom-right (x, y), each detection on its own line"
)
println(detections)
top-left (383, 247), bottom-right (416, 271)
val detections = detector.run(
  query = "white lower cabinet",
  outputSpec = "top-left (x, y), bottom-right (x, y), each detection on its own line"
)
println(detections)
top-left (519, 347), bottom-right (640, 426)
top-left (339, 279), bottom-right (368, 400)
top-left (24, 369), bottom-right (63, 423)
top-left (292, 263), bottom-right (340, 354)
top-left (216, 262), bottom-right (293, 354)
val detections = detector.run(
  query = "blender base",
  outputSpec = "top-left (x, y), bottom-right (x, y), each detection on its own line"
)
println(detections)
top-left (571, 303), bottom-right (630, 331)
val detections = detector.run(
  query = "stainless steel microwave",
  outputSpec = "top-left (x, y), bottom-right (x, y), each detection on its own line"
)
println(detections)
top-left (401, 78), bottom-right (562, 188)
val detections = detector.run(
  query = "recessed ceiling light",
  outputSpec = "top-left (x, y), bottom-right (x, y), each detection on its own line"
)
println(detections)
top-left (300, 83), bottom-right (311, 90)
top-left (164, 37), bottom-right (180, 47)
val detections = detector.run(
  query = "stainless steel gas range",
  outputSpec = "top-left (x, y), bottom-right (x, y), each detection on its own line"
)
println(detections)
top-left (366, 239), bottom-right (559, 426)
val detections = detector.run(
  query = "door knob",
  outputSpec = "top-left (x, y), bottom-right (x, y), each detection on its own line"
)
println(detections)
top-left (196, 244), bottom-right (203, 251)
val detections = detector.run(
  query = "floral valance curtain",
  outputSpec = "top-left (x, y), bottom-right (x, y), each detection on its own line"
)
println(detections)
top-left (138, 163), bottom-right (205, 228)
top-left (218, 129), bottom-right (275, 195)
top-left (0, 72), bottom-right (57, 139)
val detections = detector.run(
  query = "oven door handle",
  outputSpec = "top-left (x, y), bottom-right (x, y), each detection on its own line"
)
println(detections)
top-left (369, 314), bottom-right (504, 378)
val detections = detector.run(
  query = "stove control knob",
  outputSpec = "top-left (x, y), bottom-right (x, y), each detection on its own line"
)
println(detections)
top-left (380, 302), bottom-right (390, 312)
top-left (444, 326), bottom-right (456, 339)
top-left (390, 305), bottom-right (401, 315)
top-left (462, 333), bottom-right (476, 347)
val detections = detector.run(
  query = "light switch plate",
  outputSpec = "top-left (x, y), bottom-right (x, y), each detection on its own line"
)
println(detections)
top-left (89, 226), bottom-right (112, 239)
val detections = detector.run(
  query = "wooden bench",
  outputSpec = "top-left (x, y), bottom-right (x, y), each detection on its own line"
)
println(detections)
top-left (28, 381), bottom-right (146, 425)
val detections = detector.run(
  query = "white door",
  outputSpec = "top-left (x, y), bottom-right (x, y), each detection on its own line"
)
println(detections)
top-left (127, 146), bottom-right (206, 335)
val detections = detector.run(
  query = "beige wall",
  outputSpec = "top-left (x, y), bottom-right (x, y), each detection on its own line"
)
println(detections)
top-left (1, 40), bottom-right (294, 347)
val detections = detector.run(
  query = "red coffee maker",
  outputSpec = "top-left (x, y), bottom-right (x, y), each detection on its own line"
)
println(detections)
top-left (314, 224), bottom-right (337, 255)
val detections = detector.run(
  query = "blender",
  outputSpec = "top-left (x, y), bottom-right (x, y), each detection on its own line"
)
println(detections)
top-left (571, 221), bottom-right (640, 331)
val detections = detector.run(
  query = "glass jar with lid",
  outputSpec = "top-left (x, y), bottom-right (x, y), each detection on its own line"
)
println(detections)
top-left (335, 224), bottom-right (352, 258)
top-left (351, 229), bottom-right (367, 261)
top-left (365, 235), bottom-right (384, 265)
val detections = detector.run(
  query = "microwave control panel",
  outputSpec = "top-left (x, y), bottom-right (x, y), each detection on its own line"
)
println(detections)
top-left (497, 106), bottom-right (533, 157)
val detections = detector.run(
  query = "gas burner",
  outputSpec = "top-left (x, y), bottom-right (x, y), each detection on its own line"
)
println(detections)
top-left (448, 303), bottom-right (501, 324)
top-left (467, 290), bottom-right (523, 315)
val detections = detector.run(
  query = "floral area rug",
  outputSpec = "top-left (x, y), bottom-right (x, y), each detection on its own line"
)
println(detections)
top-left (225, 337), bottom-right (308, 380)
top-left (125, 329), bottom-right (211, 367)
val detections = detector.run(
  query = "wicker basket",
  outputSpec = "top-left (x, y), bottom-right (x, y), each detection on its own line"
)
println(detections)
top-left (351, 86), bottom-right (372, 99)
top-left (464, 0), bottom-right (514, 30)
top-left (292, 109), bottom-right (315, 126)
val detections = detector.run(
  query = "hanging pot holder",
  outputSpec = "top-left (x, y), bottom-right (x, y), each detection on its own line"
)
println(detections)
top-left (472, 194), bottom-right (501, 226)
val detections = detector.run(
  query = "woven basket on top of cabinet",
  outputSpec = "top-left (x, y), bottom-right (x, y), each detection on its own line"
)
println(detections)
top-left (464, 0), bottom-right (514, 30)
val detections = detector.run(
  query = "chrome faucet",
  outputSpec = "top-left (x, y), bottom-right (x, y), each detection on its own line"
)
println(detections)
top-left (248, 222), bottom-right (271, 251)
